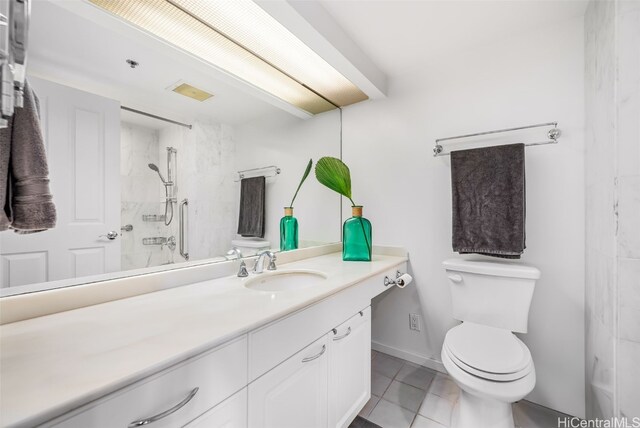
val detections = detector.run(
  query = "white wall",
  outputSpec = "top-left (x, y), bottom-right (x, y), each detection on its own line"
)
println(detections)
top-left (235, 110), bottom-right (342, 249)
top-left (342, 17), bottom-right (586, 417)
top-left (239, 18), bottom-right (585, 416)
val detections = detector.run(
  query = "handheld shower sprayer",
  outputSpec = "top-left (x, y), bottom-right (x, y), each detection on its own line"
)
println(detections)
top-left (148, 163), bottom-right (169, 185)
top-left (147, 156), bottom-right (176, 225)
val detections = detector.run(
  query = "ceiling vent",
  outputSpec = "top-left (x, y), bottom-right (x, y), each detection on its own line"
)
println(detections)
top-left (172, 83), bottom-right (214, 102)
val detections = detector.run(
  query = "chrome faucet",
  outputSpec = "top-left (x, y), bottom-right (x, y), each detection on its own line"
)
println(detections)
top-left (253, 250), bottom-right (277, 274)
top-left (227, 248), bottom-right (248, 277)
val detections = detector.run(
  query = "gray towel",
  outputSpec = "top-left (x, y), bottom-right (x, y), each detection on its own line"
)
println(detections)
top-left (451, 143), bottom-right (525, 259)
top-left (237, 176), bottom-right (265, 238)
top-left (0, 80), bottom-right (57, 233)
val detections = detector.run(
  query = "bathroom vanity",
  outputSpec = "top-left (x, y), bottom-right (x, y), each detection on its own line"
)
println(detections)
top-left (0, 248), bottom-right (407, 428)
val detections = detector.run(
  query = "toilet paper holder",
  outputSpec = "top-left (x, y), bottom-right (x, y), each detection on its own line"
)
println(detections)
top-left (384, 271), bottom-right (410, 287)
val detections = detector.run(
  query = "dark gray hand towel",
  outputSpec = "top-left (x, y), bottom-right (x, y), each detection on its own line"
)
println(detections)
top-left (237, 176), bottom-right (265, 238)
top-left (0, 80), bottom-right (57, 233)
top-left (451, 143), bottom-right (525, 259)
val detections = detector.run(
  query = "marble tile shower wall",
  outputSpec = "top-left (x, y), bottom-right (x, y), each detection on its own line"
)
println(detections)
top-left (120, 123), bottom-right (170, 270)
top-left (158, 120), bottom-right (238, 262)
top-left (190, 121), bottom-right (238, 260)
top-left (585, 0), bottom-right (640, 420)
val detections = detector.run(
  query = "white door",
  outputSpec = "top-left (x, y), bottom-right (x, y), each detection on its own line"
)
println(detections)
top-left (248, 335), bottom-right (329, 428)
top-left (328, 307), bottom-right (371, 428)
top-left (186, 389), bottom-right (247, 428)
top-left (0, 77), bottom-right (120, 290)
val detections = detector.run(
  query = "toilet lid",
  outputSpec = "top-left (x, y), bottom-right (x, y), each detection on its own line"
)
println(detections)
top-left (444, 322), bottom-right (532, 379)
top-left (231, 239), bottom-right (270, 248)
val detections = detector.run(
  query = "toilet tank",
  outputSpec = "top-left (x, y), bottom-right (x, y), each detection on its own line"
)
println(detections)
top-left (443, 259), bottom-right (540, 333)
top-left (231, 238), bottom-right (271, 256)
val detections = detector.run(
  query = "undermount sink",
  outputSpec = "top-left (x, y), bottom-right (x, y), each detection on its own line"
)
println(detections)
top-left (244, 269), bottom-right (327, 292)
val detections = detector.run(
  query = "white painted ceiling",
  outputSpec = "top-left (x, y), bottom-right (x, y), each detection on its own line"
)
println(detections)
top-left (317, 0), bottom-right (588, 77)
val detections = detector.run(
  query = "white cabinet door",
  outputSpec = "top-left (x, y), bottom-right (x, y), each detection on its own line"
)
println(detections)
top-left (248, 335), bottom-right (329, 428)
top-left (185, 388), bottom-right (247, 428)
top-left (0, 77), bottom-right (121, 290)
top-left (329, 307), bottom-right (371, 428)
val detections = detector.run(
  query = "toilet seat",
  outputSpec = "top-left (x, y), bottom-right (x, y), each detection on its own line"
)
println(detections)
top-left (443, 322), bottom-right (532, 382)
top-left (444, 344), bottom-right (533, 382)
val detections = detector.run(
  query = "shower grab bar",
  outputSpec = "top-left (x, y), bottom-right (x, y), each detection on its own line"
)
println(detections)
top-left (179, 199), bottom-right (189, 260)
top-left (433, 122), bottom-right (560, 156)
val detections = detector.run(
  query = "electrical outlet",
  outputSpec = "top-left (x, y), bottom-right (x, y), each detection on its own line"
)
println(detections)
top-left (409, 313), bottom-right (421, 331)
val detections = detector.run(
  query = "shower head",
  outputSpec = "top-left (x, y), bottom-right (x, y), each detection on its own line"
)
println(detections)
top-left (148, 163), bottom-right (168, 183)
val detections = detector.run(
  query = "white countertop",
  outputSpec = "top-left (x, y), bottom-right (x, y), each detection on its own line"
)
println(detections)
top-left (0, 252), bottom-right (406, 427)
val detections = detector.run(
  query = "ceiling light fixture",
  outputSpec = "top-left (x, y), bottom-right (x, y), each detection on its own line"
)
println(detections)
top-left (88, 0), bottom-right (368, 115)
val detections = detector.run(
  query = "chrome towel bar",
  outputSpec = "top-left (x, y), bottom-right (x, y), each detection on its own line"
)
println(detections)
top-left (235, 165), bottom-right (281, 181)
top-left (433, 122), bottom-right (560, 157)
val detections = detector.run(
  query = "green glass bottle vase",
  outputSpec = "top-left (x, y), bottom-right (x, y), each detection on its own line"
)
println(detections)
top-left (280, 207), bottom-right (299, 251)
top-left (343, 206), bottom-right (372, 261)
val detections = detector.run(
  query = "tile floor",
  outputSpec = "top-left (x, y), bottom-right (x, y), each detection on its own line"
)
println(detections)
top-left (359, 351), bottom-right (570, 428)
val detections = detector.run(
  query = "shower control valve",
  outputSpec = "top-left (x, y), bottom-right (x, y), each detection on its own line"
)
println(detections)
top-left (166, 236), bottom-right (176, 251)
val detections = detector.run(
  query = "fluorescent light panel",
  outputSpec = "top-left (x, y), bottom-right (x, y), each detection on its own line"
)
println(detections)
top-left (89, 0), bottom-right (368, 114)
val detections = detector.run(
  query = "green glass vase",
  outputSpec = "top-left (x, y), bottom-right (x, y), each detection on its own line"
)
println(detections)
top-left (343, 206), bottom-right (372, 261)
top-left (280, 207), bottom-right (299, 251)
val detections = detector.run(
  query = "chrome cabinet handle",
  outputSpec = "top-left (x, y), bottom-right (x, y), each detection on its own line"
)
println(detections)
top-left (128, 387), bottom-right (199, 427)
top-left (332, 326), bottom-right (352, 341)
top-left (302, 345), bottom-right (326, 363)
top-left (99, 231), bottom-right (118, 240)
top-left (179, 199), bottom-right (189, 260)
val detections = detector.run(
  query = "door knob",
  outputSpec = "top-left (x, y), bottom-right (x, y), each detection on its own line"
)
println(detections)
top-left (99, 231), bottom-right (118, 240)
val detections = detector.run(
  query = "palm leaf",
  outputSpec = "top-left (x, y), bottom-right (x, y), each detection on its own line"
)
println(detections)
top-left (289, 159), bottom-right (313, 207)
top-left (315, 157), bottom-right (355, 206)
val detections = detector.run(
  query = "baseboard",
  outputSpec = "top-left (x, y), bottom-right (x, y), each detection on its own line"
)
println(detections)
top-left (372, 340), bottom-right (446, 374)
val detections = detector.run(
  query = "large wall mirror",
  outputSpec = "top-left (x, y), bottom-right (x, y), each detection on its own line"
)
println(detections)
top-left (0, 0), bottom-right (341, 296)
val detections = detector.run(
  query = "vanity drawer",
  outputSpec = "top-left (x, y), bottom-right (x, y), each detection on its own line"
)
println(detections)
top-left (49, 336), bottom-right (247, 428)
top-left (249, 296), bottom-right (375, 381)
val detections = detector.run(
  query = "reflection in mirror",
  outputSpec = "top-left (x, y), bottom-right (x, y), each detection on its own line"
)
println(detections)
top-left (0, 0), bottom-right (341, 297)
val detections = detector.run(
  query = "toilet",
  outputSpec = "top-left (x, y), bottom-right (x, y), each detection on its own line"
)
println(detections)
top-left (230, 238), bottom-right (271, 257)
top-left (441, 259), bottom-right (541, 428)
